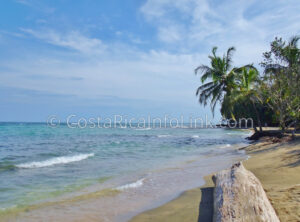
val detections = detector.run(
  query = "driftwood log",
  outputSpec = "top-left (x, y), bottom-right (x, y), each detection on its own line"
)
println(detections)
top-left (213, 162), bottom-right (280, 222)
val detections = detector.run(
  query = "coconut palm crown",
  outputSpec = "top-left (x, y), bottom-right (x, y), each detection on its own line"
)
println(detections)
top-left (195, 46), bottom-right (239, 114)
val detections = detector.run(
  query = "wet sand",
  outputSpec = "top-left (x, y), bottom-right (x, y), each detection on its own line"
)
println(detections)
top-left (131, 138), bottom-right (300, 222)
top-left (131, 175), bottom-right (214, 222)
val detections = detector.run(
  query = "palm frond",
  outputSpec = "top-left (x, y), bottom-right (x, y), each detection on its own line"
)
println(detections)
top-left (197, 84), bottom-right (219, 105)
top-left (194, 65), bottom-right (211, 75)
top-left (289, 35), bottom-right (300, 48)
top-left (194, 65), bottom-right (214, 83)
top-left (212, 47), bottom-right (218, 58)
top-left (210, 84), bottom-right (223, 113)
top-left (225, 46), bottom-right (236, 70)
top-left (196, 82), bottom-right (215, 95)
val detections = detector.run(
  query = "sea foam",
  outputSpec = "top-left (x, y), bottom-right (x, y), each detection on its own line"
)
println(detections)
top-left (157, 134), bottom-right (171, 138)
top-left (219, 144), bottom-right (232, 149)
top-left (16, 153), bottom-right (94, 169)
top-left (134, 128), bottom-right (151, 131)
top-left (116, 178), bottom-right (145, 191)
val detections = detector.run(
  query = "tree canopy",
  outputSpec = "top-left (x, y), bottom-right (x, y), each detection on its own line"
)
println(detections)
top-left (195, 35), bottom-right (300, 132)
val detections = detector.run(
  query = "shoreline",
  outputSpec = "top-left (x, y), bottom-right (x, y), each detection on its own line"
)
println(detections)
top-left (2, 130), bottom-right (299, 222)
top-left (0, 132), bottom-right (248, 222)
top-left (130, 175), bottom-right (215, 222)
top-left (130, 137), bottom-right (300, 222)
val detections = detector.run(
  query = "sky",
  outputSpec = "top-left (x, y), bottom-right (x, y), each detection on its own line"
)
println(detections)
top-left (0, 0), bottom-right (299, 122)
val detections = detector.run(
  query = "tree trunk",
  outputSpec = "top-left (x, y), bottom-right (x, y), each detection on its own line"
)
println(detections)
top-left (253, 126), bottom-right (258, 133)
top-left (279, 113), bottom-right (286, 133)
top-left (289, 120), bottom-right (298, 139)
top-left (213, 162), bottom-right (280, 222)
top-left (251, 101), bottom-right (263, 132)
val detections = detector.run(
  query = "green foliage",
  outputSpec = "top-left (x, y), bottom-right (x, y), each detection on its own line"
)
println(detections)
top-left (195, 47), bottom-right (249, 114)
top-left (195, 35), bottom-right (300, 132)
top-left (221, 67), bottom-right (264, 131)
top-left (260, 36), bottom-right (300, 130)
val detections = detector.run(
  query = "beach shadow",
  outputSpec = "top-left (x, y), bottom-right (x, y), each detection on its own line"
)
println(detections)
top-left (197, 187), bottom-right (214, 222)
top-left (284, 149), bottom-right (300, 167)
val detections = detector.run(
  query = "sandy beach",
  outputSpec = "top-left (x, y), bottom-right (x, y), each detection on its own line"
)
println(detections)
top-left (130, 175), bottom-right (215, 222)
top-left (131, 137), bottom-right (300, 222)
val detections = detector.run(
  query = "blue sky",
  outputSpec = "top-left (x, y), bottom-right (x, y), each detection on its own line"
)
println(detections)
top-left (0, 0), bottom-right (299, 122)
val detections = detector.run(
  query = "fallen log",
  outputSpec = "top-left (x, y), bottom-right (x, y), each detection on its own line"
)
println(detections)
top-left (213, 162), bottom-right (280, 222)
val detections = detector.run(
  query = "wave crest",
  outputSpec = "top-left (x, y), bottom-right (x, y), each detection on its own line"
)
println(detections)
top-left (16, 153), bottom-right (94, 169)
top-left (116, 178), bottom-right (145, 191)
top-left (157, 135), bottom-right (171, 138)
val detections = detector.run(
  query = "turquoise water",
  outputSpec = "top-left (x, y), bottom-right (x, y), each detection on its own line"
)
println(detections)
top-left (0, 123), bottom-right (249, 212)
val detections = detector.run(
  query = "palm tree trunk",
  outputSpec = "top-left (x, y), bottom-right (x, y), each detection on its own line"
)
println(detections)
top-left (253, 126), bottom-right (258, 133)
top-left (251, 101), bottom-right (263, 132)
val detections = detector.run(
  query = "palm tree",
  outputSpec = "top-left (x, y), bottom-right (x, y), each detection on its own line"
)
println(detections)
top-left (223, 67), bottom-right (263, 132)
top-left (195, 47), bottom-right (237, 114)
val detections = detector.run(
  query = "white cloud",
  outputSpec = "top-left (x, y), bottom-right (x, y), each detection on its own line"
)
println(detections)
top-left (140, 0), bottom-right (195, 20)
top-left (21, 29), bottom-right (106, 55)
top-left (2, 0), bottom-right (300, 119)
top-left (140, 0), bottom-right (219, 42)
top-left (157, 25), bottom-right (183, 43)
top-left (0, 29), bottom-right (205, 107)
top-left (15, 0), bottom-right (31, 5)
top-left (140, 0), bottom-right (300, 65)
top-left (15, 0), bottom-right (56, 13)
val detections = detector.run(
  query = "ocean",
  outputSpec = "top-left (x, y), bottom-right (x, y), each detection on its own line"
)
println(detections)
top-left (0, 123), bottom-right (250, 221)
